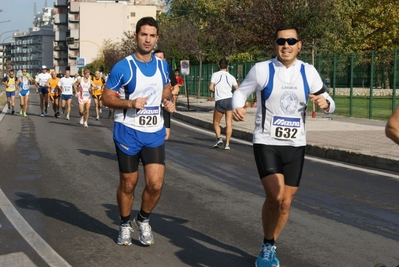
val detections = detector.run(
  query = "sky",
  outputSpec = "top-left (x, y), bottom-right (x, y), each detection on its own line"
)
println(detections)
top-left (0, 0), bottom-right (48, 43)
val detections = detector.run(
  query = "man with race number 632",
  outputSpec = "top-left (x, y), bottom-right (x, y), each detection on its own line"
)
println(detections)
top-left (232, 24), bottom-right (335, 267)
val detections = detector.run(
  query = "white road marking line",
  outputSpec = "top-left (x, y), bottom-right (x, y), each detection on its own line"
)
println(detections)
top-left (173, 118), bottom-right (399, 179)
top-left (0, 189), bottom-right (71, 267)
top-left (0, 98), bottom-right (8, 121)
top-left (305, 156), bottom-right (399, 179)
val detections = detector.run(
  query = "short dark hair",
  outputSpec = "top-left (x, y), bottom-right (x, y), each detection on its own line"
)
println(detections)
top-left (153, 49), bottom-right (165, 58)
top-left (136, 16), bottom-right (159, 34)
top-left (218, 58), bottom-right (228, 69)
top-left (174, 69), bottom-right (180, 73)
top-left (274, 24), bottom-right (300, 40)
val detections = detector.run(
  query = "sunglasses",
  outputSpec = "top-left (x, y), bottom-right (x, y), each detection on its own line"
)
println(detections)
top-left (275, 38), bottom-right (299, 46)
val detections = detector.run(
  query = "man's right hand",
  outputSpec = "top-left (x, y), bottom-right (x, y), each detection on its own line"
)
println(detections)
top-left (133, 96), bottom-right (149, 110)
top-left (232, 107), bottom-right (247, 121)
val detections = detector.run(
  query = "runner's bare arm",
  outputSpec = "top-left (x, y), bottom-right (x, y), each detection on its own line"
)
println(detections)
top-left (162, 82), bottom-right (172, 101)
top-left (15, 78), bottom-right (20, 91)
top-left (209, 82), bottom-right (215, 92)
top-left (386, 105), bottom-right (399, 145)
top-left (102, 87), bottom-right (147, 110)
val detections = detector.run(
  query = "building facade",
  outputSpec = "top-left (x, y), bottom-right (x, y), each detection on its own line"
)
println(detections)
top-left (55, 0), bottom-right (163, 75)
top-left (12, 28), bottom-right (55, 76)
top-left (1, 0), bottom-right (164, 77)
top-left (2, 7), bottom-right (55, 77)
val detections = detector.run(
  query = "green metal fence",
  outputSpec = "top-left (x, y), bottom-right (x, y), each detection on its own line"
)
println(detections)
top-left (182, 49), bottom-right (399, 121)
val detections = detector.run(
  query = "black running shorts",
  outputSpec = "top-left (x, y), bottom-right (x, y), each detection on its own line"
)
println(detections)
top-left (115, 143), bottom-right (165, 173)
top-left (253, 144), bottom-right (306, 187)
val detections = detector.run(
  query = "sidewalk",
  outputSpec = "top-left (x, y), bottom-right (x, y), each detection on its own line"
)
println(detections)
top-left (173, 96), bottom-right (399, 173)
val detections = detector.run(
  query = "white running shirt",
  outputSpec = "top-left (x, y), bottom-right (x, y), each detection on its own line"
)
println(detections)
top-left (58, 77), bottom-right (75, 95)
top-left (109, 55), bottom-right (169, 133)
top-left (232, 57), bottom-right (334, 147)
top-left (210, 70), bottom-right (238, 101)
top-left (36, 73), bottom-right (51, 87)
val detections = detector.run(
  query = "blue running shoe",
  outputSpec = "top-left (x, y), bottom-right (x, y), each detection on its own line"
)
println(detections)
top-left (255, 243), bottom-right (280, 267)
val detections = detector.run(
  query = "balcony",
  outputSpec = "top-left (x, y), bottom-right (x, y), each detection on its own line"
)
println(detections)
top-left (69, 2), bottom-right (79, 13)
top-left (54, 51), bottom-right (68, 60)
top-left (54, 60), bottom-right (68, 67)
top-left (54, 0), bottom-right (68, 7)
top-left (68, 43), bottom-right (79, 50)
top-left (54, 24), bottom-right (68, 32)
top-left (54, 45), bottom-right (68, 51)
top-left (54, 14), bottom-right (67, 24)
top-left (31, 47), bottom-right (42, 53)
top-left (69, 14), bottom-right (80, 23)
top-left (55, 31), bottom-right (67, 42)
top-left (68, 51), bottom-right (78, 59)
top-left (68, 24), bottom-right (79, 31)
top-left (31, 55), bottom-right (42, 60)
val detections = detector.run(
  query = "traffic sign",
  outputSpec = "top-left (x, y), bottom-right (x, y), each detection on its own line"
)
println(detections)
top-left (76, 57), bottom-right (86, 68)
top-left (180, 60), bottom-right (190, 75)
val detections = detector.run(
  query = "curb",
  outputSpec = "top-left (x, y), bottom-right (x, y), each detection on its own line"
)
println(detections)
top-left (173, 111), bottom-right (399, 173)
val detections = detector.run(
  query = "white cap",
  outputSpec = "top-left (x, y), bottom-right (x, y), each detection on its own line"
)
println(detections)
top-left (42, 65), bottom-right (47, 69)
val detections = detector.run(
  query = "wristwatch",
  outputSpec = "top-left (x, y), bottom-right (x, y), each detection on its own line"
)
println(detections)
top-left (324, 99), bottom-right (331, 111)
top-left (326, 99), bottom-right (330, 107)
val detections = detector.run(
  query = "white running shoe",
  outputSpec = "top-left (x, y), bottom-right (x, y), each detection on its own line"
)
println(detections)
top-left (133, 218), bottom-right (154, 246)
top-left (40, 113), bottom-right (44, 117)
top-left (66, 114), bottom-right (70, 120)
top-left (84, 121), bottom-right (88, 128)
top-left (225, 145), bottom-right (230, 150)
top-left (79, 116), bottom-right (84, 124)
top-left (96, 116), bottom-right (99, 121)
top-left (99, 108), bottom-right (102, 113)
top-left (213, 138), bottom-right (223, 148)
top-left (117, 223), bottom-right (133, 246)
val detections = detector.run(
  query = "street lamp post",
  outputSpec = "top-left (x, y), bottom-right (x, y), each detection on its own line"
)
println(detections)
top-left (0, 30), bottom-right (17, 43)
top-left (2, 36), bottom-right (12, 43)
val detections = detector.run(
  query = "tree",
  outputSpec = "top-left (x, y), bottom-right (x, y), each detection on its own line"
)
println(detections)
top-left (89, 31), bottom-right (137, 74)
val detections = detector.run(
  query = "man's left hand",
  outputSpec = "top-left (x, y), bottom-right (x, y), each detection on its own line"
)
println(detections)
top-left (309, 94), bottom-right (329, 110)
top-left (163, 99), bottom-right (175, 113)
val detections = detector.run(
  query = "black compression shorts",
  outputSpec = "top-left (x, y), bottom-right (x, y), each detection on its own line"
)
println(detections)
top-left (115, 143), bottom-right (165, 173)
top-left (163, 107), bottom-right (171, 128)
top-left (253, 144), bottom-right (306, 187)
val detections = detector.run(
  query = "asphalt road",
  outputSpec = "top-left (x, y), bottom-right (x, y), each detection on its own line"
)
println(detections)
top-left (0, 87), bottom-right (398, 267)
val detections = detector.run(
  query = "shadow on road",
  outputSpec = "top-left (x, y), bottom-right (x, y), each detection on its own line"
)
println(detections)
top-left (77, 148), bottom-right (117, 161)
top-left (103, 204), bottom-right (255, 267)
top-left (14, 192), bottom-right (117, 241)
